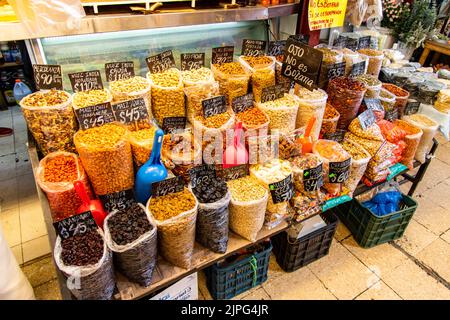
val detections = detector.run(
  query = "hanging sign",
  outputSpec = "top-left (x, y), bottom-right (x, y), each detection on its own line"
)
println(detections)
top-left (308, 0), bottom-right (348, 31)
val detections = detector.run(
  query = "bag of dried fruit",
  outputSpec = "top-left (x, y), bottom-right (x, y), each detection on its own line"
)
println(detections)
top-left (250, 159), bottom-right (294, 229)
top-left (104, 203), bottom-right (157, 286)
top-left (341, 140), bottom-right (371, 196)
top-left (190, 175), bottom-right (231, 253)
top-left (403, 114), bottom-right (439, 163)
top-left (128, 126), bottom-right (157, 167)
top-left (146, 68), bottom-right (185, 127)
top-left (238, 56), bottom-right (276, 103)
top-left (256, 93), bottom-right (300, 134)
top-left (358, 48), bottom-right (384, 77)
top-left (146, 188), bottom-right (198, 269)
top-left (20, 89), bottom-right (77, 155)
top-left (227, 176), bottom-right (268, 241)
top-left (294, 85), bottom-right (328, 140)
top-left (54, 229), bottom-right (115, 300)
top-left (181, 67), bottom-right (215, 87)
top-left (211, 62), bottom-right (250, 105)
top-left (74, 123), bottom-right (134, 196)
top-left (36, 151), bottom-right (93, 223)
top-left (184, 81), bottom-right (220, 121)
top-left (321, 103), bottom-right (340, 135)
top-left (313, 139), bottom-right (352, 196)
top-left (393, 120), bottom-right (423, 169)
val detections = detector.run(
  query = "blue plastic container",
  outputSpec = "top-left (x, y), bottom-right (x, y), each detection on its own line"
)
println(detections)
top-left (13, 79), bottom-right (32, 104)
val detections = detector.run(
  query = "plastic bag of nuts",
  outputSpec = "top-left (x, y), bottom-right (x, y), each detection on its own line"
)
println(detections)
top-left (382, 83), bottom-right (410, 118)
top-left (36, 152), bottom-right (93, 223)
top-left (321, 103), bottom-right (340, 135)
top-left (181, 67), bottom-right (215, 87)
top-left (227, 176), bottom-right (268, 241)
top-left (54, 229), bottom-right (115, 300)
top-left (247, 134), bottom-right (279, 164)
top-left (341, 139), bottom-right (371, 196)
top-left (393, 119), bottom-right (423, 169)
top-left (356, 74), bottom-right (382, 98)
top-left (256, 93), bottom-right (300, 134)
top-left (358, 48), bottom-right (384, 77)
top-left (147, 68), bottom-right (186, 126)
top-left (184, 81), bottom-right (220, 121)
top-left (74, 123), bottom-right (134, 196)
top-left (211, 62), bottom-right (250, 105)
top-left (294, 85), bottom-right (328, 140)
top-left (235, 106), bottom-right (270, 140)
top-left (403, 114), bottom-right (439, 163)
top-left (104, 203), bottom-right (157, 286)
top-left (128, 126), bottom-right (157, 167)
top-left (72, 89), bottom-right (113, 110)
top-left (20, 89), bottom-right (77, 155)
top-left (315, 46), bottom-right (344, 89)
top-left (109, 76), bottom-right (152, 119)
top-left (146, 188), bottom-right (198, 269)
top-left (238, 56), bottom-right (276, 103)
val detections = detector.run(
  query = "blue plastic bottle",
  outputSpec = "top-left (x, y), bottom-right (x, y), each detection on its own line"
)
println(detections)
top-left (135, 129), bottom-right (168, 204)
top-left (13, 79), bottom-right (32, 104)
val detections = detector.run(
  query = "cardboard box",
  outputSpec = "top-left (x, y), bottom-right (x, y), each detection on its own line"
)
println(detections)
top-left (150, 273), bottom-right (198, 300)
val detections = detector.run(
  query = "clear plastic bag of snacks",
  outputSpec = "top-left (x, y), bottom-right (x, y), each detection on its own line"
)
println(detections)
top-left (393, 120), bottom-right (423, 169)
top-left (403, 114), bottom-right (439, 163)
top-left (321, 103), bottom-right (340, 135)
top-left (36, 151), bottom-right (93, 222)
top-left (341, 140), bottom-right (371, 195)
top-left (146, 188), bottom-right (198, 269)
top-left (290, 153), bottom-right (323, 193)
top-left (74, 123), bottom-right (134, 196)
top-left (279, 128), bottom-right (305, 160)
top-left (72, 89), bottom-right (113, 110)
top-left (236, 106), bottom-right (270, 141)
top-left (358, 49), bottom-right (384, 77)
top-left (327, 77), bottom-right (366, 130)
top-left (382, 83), bottom-right (410, 118)
top-left (184, 81), bottom-right (220, 121)
top-left (256, 93), bottom-right (300, 134)
top-left (313, 139), bottom-right (352, 196)
top-left (315, 46), bottom-right (344, 90)
top-left (128, 126), bottom-right (157, 167)
top-left (20, 90), bottom-right (77, 155)
top-left (181, 67), bottom-right (215, 87)
top-left (356, 74), bottom-right (382, 98)
top-left (294, 85), bottom-right (328, 140)
top-left (250, 159), bottom-right (294, 229)
top-left (109, 76), bottom-right (152, 118)
top-left (147, 68), bottom-right (185, 126)
top-left (247, 133), bottom-right (279, 165)
top-left (238, 56), bottom-right (276, 103)
top-left (211, 62), bottom-right (250, 105)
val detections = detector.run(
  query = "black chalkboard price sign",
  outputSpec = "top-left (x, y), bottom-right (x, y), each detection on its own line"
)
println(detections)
top-left (346, 37), bottom-right (359, 51)
top-left (404, 101), bottom-right (420, 115)
top-left (385, 108), bottom-right (399, 121)
top-left (232, 93), bottom-right (254, 113)
top-left (111, 98), bottom-right (149, 125)
top-left (218, 164), bottom-right (249, 181)
top-left (146, 50), bottom-right (176, 74)
top-left (323, 129), bottom-right (346, 143)
top-left (358, 36), bottom-right (371, 50)
top-left (75, 102), bottom-right (115, 130)
top-left (53, 211), bottom-right (97, 240)
top-left (181, 53), bottom-right (205, 71)
top-left (241, 39), bottom-right (266, 57)
top-left (189, 164), bottom-right (217, 188)
top-left (303, 164), bottom-right (324, 192)
top-left (99, 189), bottom-right (136, 213)
top-left (269, 174), bottom-right (294, 204)
top-left (151, 176), bottom-right (185, 197)
top-left (288, 34), bottom-right (310, 45)
top-left (364, 98), bottom-right (384, 112)
top-left (69, 70), bottom-right (104, 92)
top-left (212, 46), bottom-right (234, 64)
top-left (162, 116), bottom-right (187, 134)
top-left (328, 159), bottom-right (351, 184)
top-left (105, 61), bottom-right (135, 82)
top-left (202, 95), bottom-right (227, 118)
top-left (333, 35), bottom-right (348, 48)
top-left (281, 38), bottom-right (323, 91)
top-left (327, 62), bottom-right (346, 80)
top-left (261, 84), bottom-right (285, 103)
top-left (350, 61), bottom-right (366, 77)
top-left (358, 109), bottom-right (377, 130)
top-left (267, 40), bottom-right (286, 57)
top-left (32, 64), bottom-right (63, 90)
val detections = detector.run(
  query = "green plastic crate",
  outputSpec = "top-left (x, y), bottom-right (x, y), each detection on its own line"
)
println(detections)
top-left (336, 195), bottom-right (417, 248)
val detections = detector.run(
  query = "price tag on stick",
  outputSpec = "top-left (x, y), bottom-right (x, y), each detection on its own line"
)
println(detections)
top-left (162, 117), bottom-right (187, 134)
top-left (303, 164), bottom-right (324, 192)
top-left (281, 38), bottom-right (323, 91)
top-left (69, 70), bottom-right (103, 92)
top-left (146, 50), bottom-right (176, 74)
top-left (232, 93), bottom-right (254, 113)
top-left (212, 46), bottom-right (234, 64)
top-left (111, 98), bottom-right (149, 125)
top-left (151, 176), bottom-right (185, 197)
top-left (32, 64), bottom-right (63, 90)
top-left (404, 101), bottom-right (420, 115)
top-left (261, 84), bottom-right (285, 103)
top-left (241, 39), bottom-right (266, 56)
top-left (99, 189), bottom-right (136, 213)
top-left (327, 62), bottom-right (346, 80)
top-left (189, 164), bottom-right (217, 188)
top-left (333, 35), bottom-right (348, 48)
top-left (267, 40), bottom-right (286, 57)
top-left (346, 38), bottom-right (359, 51)
top-left (53, 211), bottom-right (97, 240)
top-left (328, 159), bottom-right (351, 184)
top-left (105, 61), bottom-right (135, 82)
top-left (350, 61), bottom-right (366, 77)
top-left (364, 98), bottom-right (384, 112)
top-left (218, 164), bottom-right (249, 181)
top-left (358, 36), bottom-right (371, 50)
top-left (323, 129), bottom-right (346, 143)
top-left (75, 102), bottom-right (115, 130)
top-left (202, 95), bottom-right (227, 118)
top-left (269, 174), bottom-right (295, 204)
top-left (358, 109), bottom-right (377, 130)
top-left (180, 53), bottom-right (205, 71)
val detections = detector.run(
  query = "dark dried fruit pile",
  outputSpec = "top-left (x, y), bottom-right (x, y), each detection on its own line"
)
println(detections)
top-left (61, 230), bottom-right (103, 266)
top-left (108, 203), bottom-right (152, 245)
top-left (192, 178), bottom-right (228, 203)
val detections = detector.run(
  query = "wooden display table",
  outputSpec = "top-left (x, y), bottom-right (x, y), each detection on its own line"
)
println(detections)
top-left (419, 39), bottom-right (450, 66)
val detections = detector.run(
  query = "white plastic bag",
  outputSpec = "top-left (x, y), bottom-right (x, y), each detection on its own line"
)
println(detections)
top-left (403, 113), bottom-right (440, 163)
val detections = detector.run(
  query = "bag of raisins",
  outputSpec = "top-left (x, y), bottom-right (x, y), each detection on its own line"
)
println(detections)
top-left (54, 228), bottom-right (115, 300)
top-left (103, 203), bottom-right (157, 287)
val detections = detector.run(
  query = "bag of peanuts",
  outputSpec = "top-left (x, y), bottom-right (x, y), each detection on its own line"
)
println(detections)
top-left (227, 176), bottom-right (269, 242)
top-left (393, 120), bottom-right (423, 169)
top-left (341, 140), bottom-right (371, 196)
top-left (104, 203), bottom-right (157, 286)
top-left (211, 62), bottom-right (250, 105)
top-left (184, 81), bottom-right (220, 121)
top-left (74, 123), bottom-right (135, 196)
top-left (146, 68), bottom-right (186, 127)
top-left (321, 103), bottom-right (340, 135)
top-left (235, 106), bottom-right (270, 141)
top-left (181, 67), bottom-right (215, 87)
top-left (36, 151), bottom-right (93, 223)
top-left (128, 126), bottom-right (157, 167)
top-left (146, 188), bottom-right (198, 269)
top-left (54, 229), bottom-right (115, 300)
top-left (256, 93), bottom-right (300, 134)
top-left (72, 89), bottom-right (113, 110)
top-left (20, 89), bottom-right (77, 155)
top-left (403, 114), bottom-right (439, 163)
top-left (238, 56), bottom-right (276, 103)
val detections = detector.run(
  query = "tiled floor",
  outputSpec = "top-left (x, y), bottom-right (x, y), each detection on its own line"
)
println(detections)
top-left (1, 105), bottom-right (449, 300)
